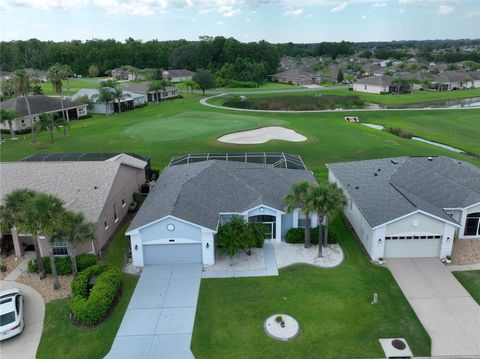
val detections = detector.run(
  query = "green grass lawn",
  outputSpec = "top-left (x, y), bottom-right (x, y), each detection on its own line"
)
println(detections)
top-left (40, 78), bottom-right (109, 96)
top-left (191, 218), bottom-right (431, 359)
top-left (36, 223), bottom-right (138, 359)
top-left (452, 270), bottom-right (480, 305)
top-left (1, 94), bottom-right (478, 177)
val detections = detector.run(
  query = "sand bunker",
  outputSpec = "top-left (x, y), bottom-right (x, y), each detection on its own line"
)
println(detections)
top-left (218, 126), bottom-right (307, 144)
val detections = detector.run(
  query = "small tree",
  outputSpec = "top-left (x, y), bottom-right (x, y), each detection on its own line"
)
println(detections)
top-left (148, 80), bottom-right (162, 103)
top-left (337, 69), bottom-right (344, 83)
top-left (11, 70), bottom-right (35, 143)
top-left (193, 69), bottom-right (215, 95)
top-left (97, 86), bottom-right (116, 115)
top-left (89, 65), bottom-right (99, 78)
top-left (38, 113), bottom-right (59, 144)
top-left (216, 215), bottom-right (247, 259)
top-left (0, 108), bottom-right (20, 140)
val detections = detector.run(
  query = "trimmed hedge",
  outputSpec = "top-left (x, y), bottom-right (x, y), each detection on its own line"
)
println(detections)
top-left (27, 253), bottom-right (98, 275)
top-left (69, 264), bottom-right (122, 326)
top-left (285, 226), bottom-right (338, 245)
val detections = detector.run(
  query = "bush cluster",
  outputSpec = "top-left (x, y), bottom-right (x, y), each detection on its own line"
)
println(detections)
top-left (27, 253), bottom-right (98, 275)
top-left (386, 127), bottom-right (413, 139)
top-left (285, 226), bottom-right (338, 245)
top-left (69, 264), bottom-right (122, 326)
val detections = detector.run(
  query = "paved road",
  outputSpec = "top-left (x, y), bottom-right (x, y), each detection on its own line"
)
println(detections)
top-left (105, 264), bottom-right (202, 359)
top-left (0, 281), bottom-right (45, 359)
top-left (387, 258), bottom-right (480, 357)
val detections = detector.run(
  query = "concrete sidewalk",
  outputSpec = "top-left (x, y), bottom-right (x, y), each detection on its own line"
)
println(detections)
top-left (5, 252), bottom-right (35, 281)
top-left (105, 264), bottom-right (202, 359)
top-left (387, 258), bottom-right (480, 357)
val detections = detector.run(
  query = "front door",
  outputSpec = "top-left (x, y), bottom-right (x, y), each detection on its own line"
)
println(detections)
top-left (249, 215), bottom-right (276, 240)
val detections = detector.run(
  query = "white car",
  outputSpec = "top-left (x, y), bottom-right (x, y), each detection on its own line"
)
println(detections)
top-left (0, 288), bottom-right (24, 341)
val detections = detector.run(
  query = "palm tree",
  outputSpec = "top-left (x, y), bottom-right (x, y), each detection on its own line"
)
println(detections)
top-left (38, 113), bottom-right (58, 144)
top-left (100, 79), bottom-right (124, 113)
top-left (59, 212), bottom-right (95, 276)
top-left (97, 86), bottom-right (116, 115)
top-left (0, 108), bottom-right (20, 140)
top-left (47, 64), bottom-right (69, 136)
top-left (307, 183), bottom-right (347, 257)
top-left (23, 193), bottom-right (66, 290)
top-left (61, 65), bottom-right (73, 97)
top-left (11, 70), bottom-right (35, 143)
top-left (284, 181), bottom-right (314, 248)
top-left (1, 189), bottom-right (46, 279)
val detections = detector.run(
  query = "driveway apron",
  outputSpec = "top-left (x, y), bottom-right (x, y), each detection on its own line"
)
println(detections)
top-left (387, 258), bottom-right (480, 357)
top-left (105, 263), bottom-right (202, 359)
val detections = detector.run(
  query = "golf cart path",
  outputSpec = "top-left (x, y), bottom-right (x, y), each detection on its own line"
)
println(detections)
top-left (0, 280), bottom-right (45, 359)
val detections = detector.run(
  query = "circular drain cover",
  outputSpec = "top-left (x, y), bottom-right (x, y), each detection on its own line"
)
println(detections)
top-left (391, 339), bottom-right (406, 350)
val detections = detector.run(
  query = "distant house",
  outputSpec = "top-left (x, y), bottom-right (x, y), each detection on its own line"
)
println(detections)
top-left (0, 95), bottom-right (88, 132)
top-left (430, 71), bottom-right (475, 91)
top-left (352, 76), bottom-right (410, 94)
top-left (0, 71), bottom-right (13, 81)
top-left (123, 82), bottom-right (179, 102)
top-left (24, 68), bottom-right (48, 82)
top-left (467, 72), bottom-right (480, 88)
top-left (162, 69), bottom-right (196, 83)
top-left (110, 66), bottom-right (143, 81)
top-left (270, 67), bottom-right (321, 85)
top-left (1, 153), bottom-right (148, 258)
top-left (72, 88), bottom-right (147, 115)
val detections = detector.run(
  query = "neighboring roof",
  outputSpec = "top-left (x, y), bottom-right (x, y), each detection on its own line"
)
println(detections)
top-left (355, 76), bottom-right (394, 86)
top-left (122, 82), bottom-right (178, 94)
top-left (0, 161), bottom-right (126, 223)
top-left (434, 71), bottom-right (472, 83)
top-left (270, 67), bottom-right (319, 80)
top-left (163, 69), bottom-right (196, 78)
top-left (20, 152), bottom-right (149, 166)
top-left (72, 88), bottom-right (146, 102)
top-left (128, 160), bottom-right (317, 232)
top-left (327, 156), bottom-right (480, 228)
top-left (0, 95), bottom-right (84, 117)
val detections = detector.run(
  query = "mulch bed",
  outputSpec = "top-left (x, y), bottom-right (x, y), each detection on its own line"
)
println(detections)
top-left (452, 239), bottom-right (480, 265)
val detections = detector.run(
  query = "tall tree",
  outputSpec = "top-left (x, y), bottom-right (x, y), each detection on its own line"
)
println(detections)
top-left (47, 63), bottom-right (69, 135)
top-left (193, 69), bottom-right (215, 95)
top-left (284, 182), bottom-right (314, 248)
top-left (101, 79), bottom-right (123, 113)
top-left (1, 189), bottom-right (46, 279)
top-left (23, 193), bottom-right (66, 290)
top-left (11, 70), bottom-right (35, 143)
top-left (88, 64), bottom-right (99, 78)
top-left (59, 212), bottom-right (95, 277)
top-left (307, 183), bottom-right (347, 257)
top-left (0, 108), bottom-right (20, 140)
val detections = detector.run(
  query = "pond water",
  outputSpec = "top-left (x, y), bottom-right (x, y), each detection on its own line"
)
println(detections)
top-left (362, 123), bottom-right (465, 153)
top-left (366, 96), bottom-right (480, 109)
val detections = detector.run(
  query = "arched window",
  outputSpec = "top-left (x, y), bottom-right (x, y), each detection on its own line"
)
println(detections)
top-left (464, 212), bottom-right (480, 236)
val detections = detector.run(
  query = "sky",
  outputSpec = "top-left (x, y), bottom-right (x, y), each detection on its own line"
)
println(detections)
top-left (0, 0), bottom-right (479, 43)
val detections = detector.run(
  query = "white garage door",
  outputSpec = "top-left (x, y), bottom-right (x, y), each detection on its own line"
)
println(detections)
top-left (384, 235), bottom-right (442, 258)
top-left (143, 243), bottom-right (202, 265)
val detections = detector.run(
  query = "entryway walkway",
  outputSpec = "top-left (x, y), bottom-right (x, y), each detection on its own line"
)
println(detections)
top-left (202, 241), bottom-right (278, 278)
top-left (387, 258), bottom-right (480, 357)
top-left (5, 252), bottom-right (35, 281)
top-left (105, 263), bottom-right (202, 359)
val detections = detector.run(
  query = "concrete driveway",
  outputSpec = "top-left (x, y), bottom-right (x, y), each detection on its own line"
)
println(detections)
top-left (0, 280), bottom-right (45, 359)
top-left (387, 258), bottom-right (480, 357)
top-left (105, 263), bottom-right (202, 359)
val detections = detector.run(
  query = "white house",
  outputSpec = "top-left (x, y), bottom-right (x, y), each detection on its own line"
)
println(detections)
top-left (72, 88), bottom-right (147, 115)
top-left (126, 154), bottom-right (317, 267)
top-left (327, 156), bottom-right (480, 261)
top-left (162, 69), bottom-right (196, 83)
top-left (352, 76), bottom-right (395, 94)
top-left (123, 82), bottom-right (179, 102)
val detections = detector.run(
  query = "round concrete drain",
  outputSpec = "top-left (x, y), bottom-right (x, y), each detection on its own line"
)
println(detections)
top-left (391, 339), bottom-right (407, 350)
top-left (264, 314), bottom-right (300, 341)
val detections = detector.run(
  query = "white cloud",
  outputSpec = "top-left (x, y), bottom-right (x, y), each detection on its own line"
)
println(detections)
top-left (372, 2), bottom-right (386, 7)
top-left (330, 2), bottom-right (346, 13)
top-left (215, 20), bottom-right (224, 25)
top-left (361, 15), bottom-right (367, 20)
top-left (399, 7), bottom-right (405, 13)
top-left (245, 17), bottom-right (251, 22)
top-left (218, 5), bottom-right (241, 17)
top-left (437, 4), bottom-right (454, 15)
top-left (283, 8), bottom-right (303, 17)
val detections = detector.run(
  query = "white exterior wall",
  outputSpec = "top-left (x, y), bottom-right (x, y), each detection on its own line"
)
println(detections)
top-left (352, 83), bottom-right (388, 94)
top-left (440, 224), bottom-right (456, 258)
top-left (384, 212), bottom-right (445, 236)
top-left (201, 229), bottom-right (215, 266)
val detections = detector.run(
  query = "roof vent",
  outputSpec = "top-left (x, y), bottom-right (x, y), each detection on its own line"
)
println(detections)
top-left (427, 156), bottom-right (433, 161)
top-left (94, 186), bottom-right (98, 190)
top-left (377, 168), bottom-right (381, 172)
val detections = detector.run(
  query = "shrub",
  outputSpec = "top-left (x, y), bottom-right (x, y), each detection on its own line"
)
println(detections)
top-left (27, 253), bottom-right (97, 275)
top-left (0, 262), bottom-right (6, 272)
top-left (285, 226), bottom-right (338, 245)
top-left (76, 253), bottom-right (98, 272)
top-left (69, 264), bottom-right (122, 326)
top-left (386, 127), bottom-right (413, 139)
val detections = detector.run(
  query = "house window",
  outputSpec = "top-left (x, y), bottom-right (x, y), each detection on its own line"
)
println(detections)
top-left (464, 212), bottom-right (480, 236)
top-left (122, 199), bottom-right (126, 207)
top-left (52, 241), bottom-right (68, 256)
top-left (113, 204), bottom-right (118, 222)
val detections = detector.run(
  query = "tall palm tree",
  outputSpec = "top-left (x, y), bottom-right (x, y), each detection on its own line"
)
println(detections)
top-left (59, 212), bottom-right (95, 276)
top-left (284, 181), bottom-right (314, 248)
top-left (11, 70), bottom-right (35, 143)
top-left (23, 193), bottom-right (66, 290)
top-left (0, 108), bottom-right (20, 140)
top-left (38, 113), bottom-right (58, 144)
top-left (48, 64), bottom-right (69, 136)
top-left (97, 86), bottom-right (116, 116)
top-left (1, 189), bottom-right (46, 279)
top-left (61, 65), bottom-right (73, 97)
top-left (307, 183), bottom-right (347, 257)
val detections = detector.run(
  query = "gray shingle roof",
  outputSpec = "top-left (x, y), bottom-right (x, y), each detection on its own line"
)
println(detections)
top-left (327, 156), bottom-right (480, 228)
top-left (164, 69), bottom-right (196, 78)
top-left (128, 160), bottom-right (317, 232)
top-left (0, 161), bottom-right (123, 224)
top-left (122, 82), bottom-right (178, 94)
top-left (271, 67), bottom-right (320, 80)
top-left (355, 76), bottom-right (394, 86)
top-left (0, 95), bottom-right (83, 117)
